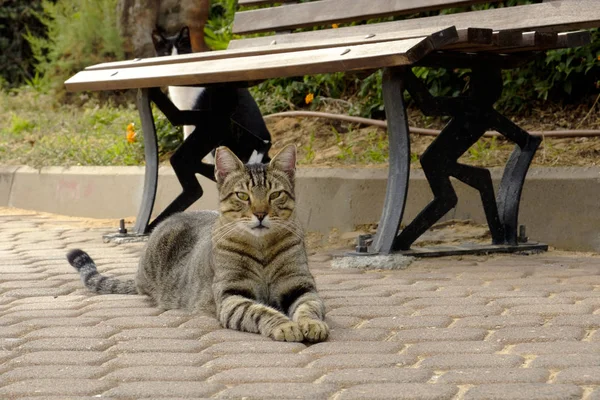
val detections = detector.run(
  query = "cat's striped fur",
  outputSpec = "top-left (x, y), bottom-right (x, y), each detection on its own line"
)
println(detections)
top-left (67, 145), bottom-right (328, 342)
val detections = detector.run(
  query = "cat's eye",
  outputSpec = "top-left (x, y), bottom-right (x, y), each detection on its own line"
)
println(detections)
top-left (236, 192), bottom-right (250, 201)
top-left (269, 191), bottom-right (282, 201)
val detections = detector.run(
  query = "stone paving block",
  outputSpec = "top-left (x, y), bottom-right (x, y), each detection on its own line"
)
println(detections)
top-left (209, 367), bottom-right (324, 384)
top-left (403, 341), bottom-right (503, 356)
top-left (390, 328), bottom-right (488, 342)
top-left (530, 353), bottom-right (600, 368)
top-left (326, 306), bottom-right (415, 318)
top-left (0, 379), bottom-right (114, 397)
top-left (107, 338), bottom-right (208, 353)
top-left (3, 309), bottom-right (82, 318)
top-left (79, 307), bottom-right (161, 318)
top-left (103, 381), bottom-right (224, 398)
top-left (437, 368), bottom-right (549, 384)
top-left (338, 383), bottom-right (458, 400)
top-left (206, 353), bottom-right (315, 370)
top-left (506, 304), bottom-right (594, 316)
top-left (324, 316), bottom-right (363, 328)
top-left (320, 368), bottom-right (432, 384)
top-left (0, 365), bottom-right (108, 382)
top-left (361, 316), bottom-right (452, 329)
top-left (489, 297), bottom-right (575, 307)
top-left (203, 341), bottom-right (306, 354)
top-left (511, 342), bottom-right (600, 355)
top-left (18, 338), bottom-right (115, 351)
top-left (0, 326), bottom-right (31, 337)
top-left (100, 316), bottom-right (188, 328)
top-left (217, 383), bottom-right (337, 399)
top-left (178, 316), bottom-right (224, 330)
top-left (463, 383), bottom-right (582, 400)
top-left (471, 290), bottom-right (550, 299)
top-left (14, 317), bottom-right (103, 328)
top-left (9, 350), bottom-right (113, 366)
top-left (308, 354), bottom-right (416, 369)
top-left (324, 297), bottom-right (407, 308)
top-left (6, 301), bottom-right (83, 311)
top-left (199, 329), bottom-right (270, 343)
top-left (487, 326), bottom-right (585, 343)
top-left (111, 327), bottom-right (205, 340)
top-left (1, 287), bottom-right (74, 298)
top-left (327, 328), bottom-right (391, 341)
top-left (554, 367), bottom-right (600, 384)
top-left (106, 352), bottom-right (214, 367)
top-left (391, 288), bottom-right (470, 299)
top-left (0, 338), bottom-right (24, 350)
top-left (79, 298), bottom-right (153, 310)
top-left (555, 291), bottom-right (600, 300)
top-left (452, 315), bottom-right (544, 329)
top-left (320, 290), bottom-right (394, 299)
top-left (24, 326), bottom-right (118, 339)
top-left (402, 298), bottom-right (487, 309)
top-left (420, 354), bottom-right (524, 369)
top-left (518, 284), bottom-right (594, 293)
top-left (301, 341), bottom-right (403, 355)
top-left (104, 365), bottom-right (215, 382)
top-left (590, 388), bottom-right (600, 400)
top-left (416, 305), bottom-right (503, 317)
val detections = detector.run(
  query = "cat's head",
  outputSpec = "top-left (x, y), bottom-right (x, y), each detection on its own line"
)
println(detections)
top-left (151, 26), bottom-right (192, 57)
top-left (214, 145), bottom-right (297, 237)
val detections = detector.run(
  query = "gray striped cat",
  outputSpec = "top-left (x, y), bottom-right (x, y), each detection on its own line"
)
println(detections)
top-left (67, 145), bottom-right (328, 342)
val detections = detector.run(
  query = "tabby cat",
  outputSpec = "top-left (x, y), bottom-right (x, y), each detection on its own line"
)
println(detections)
top-left (67, 145), bottom-right (329, 342)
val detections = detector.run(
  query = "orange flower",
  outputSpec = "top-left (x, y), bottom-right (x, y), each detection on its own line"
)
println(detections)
top-left (597, 54), bottom-right (600, 61)
top-left (126, 123), bottom-right (137, 143)
top-left (305, 93), bottom-right (314, 104)
top-left (332, 23), bottom-right (339, 29)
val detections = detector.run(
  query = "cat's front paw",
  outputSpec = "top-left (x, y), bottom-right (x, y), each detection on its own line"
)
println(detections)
top-left (298, 318), bottom-right (329, 342)
top-left (270, 321), bottom-right (304, 342)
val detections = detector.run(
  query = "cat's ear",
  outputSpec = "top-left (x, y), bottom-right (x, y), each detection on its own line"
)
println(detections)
top-left (269, 144), bottom-right (296, 179)
top-left (151, 29), bottom-right (164, 46)
top-left (178, 26), bottom-right (190, 40)
top-left (215, 146), bottom-right (244, 183)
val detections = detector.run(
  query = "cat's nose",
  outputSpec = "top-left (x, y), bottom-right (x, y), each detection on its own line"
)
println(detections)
top-left (254, 212), bottom-right (267, 222)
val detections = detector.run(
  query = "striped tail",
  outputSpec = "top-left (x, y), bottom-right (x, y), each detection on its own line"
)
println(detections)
top-left (66, 249), bottom-right (138, 294)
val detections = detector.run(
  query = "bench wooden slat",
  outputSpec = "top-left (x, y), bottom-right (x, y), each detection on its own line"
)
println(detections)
top-left (65, 37), bottom-right (432, 92)
top-left (84, 26), bottom-right (458, 72)
top-left (233, 0), bottom-right (504, 34)
top-left (230, 0), bottom-right (599, 50)
top-left (238, 0), bottom-right (296, 5)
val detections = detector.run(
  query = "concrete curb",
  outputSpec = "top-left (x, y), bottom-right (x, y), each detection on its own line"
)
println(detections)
top-left (1, 165), bottom-right (599, 252)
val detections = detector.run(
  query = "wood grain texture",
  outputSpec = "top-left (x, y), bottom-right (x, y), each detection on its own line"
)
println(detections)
top-left (84, 27), bottom-right (458, 72)
top-left (65, 37), bottom-right (431, 92)
top-left (233, 0), bottom-right (503, 34)
top-left (231, 0), bottom-right (600, 48)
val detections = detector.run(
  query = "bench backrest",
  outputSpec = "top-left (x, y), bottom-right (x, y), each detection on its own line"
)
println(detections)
top-left (233, 0), bottom-right (504, 35)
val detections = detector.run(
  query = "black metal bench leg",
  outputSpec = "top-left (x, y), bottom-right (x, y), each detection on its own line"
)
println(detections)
top-left (372, 67), bottom-right (411, 254)
top-left (490, 110), bottom-right (542, 244)
top-left (133, 88), bottom-right (159, 234)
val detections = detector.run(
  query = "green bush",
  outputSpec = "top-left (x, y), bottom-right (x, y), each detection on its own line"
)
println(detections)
top-left (24, 0), bottom-right (124, 94)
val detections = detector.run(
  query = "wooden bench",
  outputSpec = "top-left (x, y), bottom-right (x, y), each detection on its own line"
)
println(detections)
top-left (65, 0), bottom-right (599, 255)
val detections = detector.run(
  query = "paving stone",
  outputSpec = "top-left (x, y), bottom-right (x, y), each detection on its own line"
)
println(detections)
top-left (489, 297), bottom-right (575, 307)
top-left (402, 298), bottom-right (487, 308)
top-left (589, 388), bottom-right (600, 400)
top-left (100, 316), bottom-right (188, 328)
top-left (452, 315), bottom-right (544, 329)
top-left (437, 368), bottom-right (549, 384)
top-left (8, 351), bottom-right (112, 366)
top-left (24, 326), bottom-right (116, 339)
top-left (361, 316), bottom-right (452, 329)
top-left (327, 306), bottom-right (415, 318)
top-left (13, 317), bottom-right (103, 327)
top-left (487, 326), bottom-right (585, 343)
top-left (325, 316), bottom-right (363, 328)
top-left (104, 381), bottom-right (224, 398)
top-left (209, 367), bottom-right (324, 384)
top-left (320, 368), bottom-right (432, 384)
top-left (390, 328), bottom-right (487, 342)
top-left (80, 307), bottom-right (161, 317)
top-left (404, 341), bottom-right (503, 356)
top-left (104, 365), bottom-right (215, 382)
top-left (301, 341), bottom-right (403, 355)
top-left (471, 291), bottom-right (550, 299)
top-left (199, 329), bottom-right (270, 342)
top-left (420, 354), bottom-right (524, 369)
top-left (309, 354), bottom-right (416, 369)
top-left (338, 383), bottom-right (458, 400)
top-left (416, 305), bottom-right (503, 317)
top-left (106, 352), bottom-right (214, 367)
top-left (107, 338), bottom-right (208, 353)
top-left (203, 341), bottom-right (306, 354)
top-left (324, 297), bottom-right (406, 308)
top-left (206, 353), bottom-right (315, 370)
top-left (217, 383), bottom-right (337, 399)
top-left (530, 353), bottom-right (600, 368)
top-left (0, 365), bottom-right (108, 382)
top-left (18, 337), bottom-right (115, 351)
top-left (506, 304), bottom-right (594, 316)
top-left (391, 288), bottom-right (470, 299)
top-left (554, 367), bottom-right (600, 384)
top-left (463, 383), bottom-right (582, 400)
top-left (0, 379), bottom-right (114, 397)
top-left (511, 342), bottom-right (600, 355)
top-left (1, 287), bottom-right (74, 298)
top-left (327, 328), bottom-right (391, 341)
top-left (111, 327), bottom-right (205, 340)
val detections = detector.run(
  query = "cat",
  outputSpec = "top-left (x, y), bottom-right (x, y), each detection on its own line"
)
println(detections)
top-left (67, 145), bottom-right (329, 342)
top-left (151, 26), bottom-right (272, 164)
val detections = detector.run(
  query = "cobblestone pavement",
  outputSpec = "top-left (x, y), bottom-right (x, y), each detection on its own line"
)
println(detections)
top-left (1, 210), bottom-right (599, 399)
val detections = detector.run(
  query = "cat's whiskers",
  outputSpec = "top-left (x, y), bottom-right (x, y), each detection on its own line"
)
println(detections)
top-left (211, 222), bottom-right (243, 247)
top-left (270, 219), bottom-right (304, 241)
